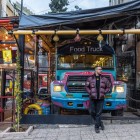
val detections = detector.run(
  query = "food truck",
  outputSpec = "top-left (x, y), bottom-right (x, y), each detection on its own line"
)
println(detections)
top-left (51, 41), bottom-right (127, 115)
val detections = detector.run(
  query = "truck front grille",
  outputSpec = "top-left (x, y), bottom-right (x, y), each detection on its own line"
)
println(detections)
top-left (67, 76), bottom-right (89, 93)
top-left (67, 75), bottom-right (111, 93)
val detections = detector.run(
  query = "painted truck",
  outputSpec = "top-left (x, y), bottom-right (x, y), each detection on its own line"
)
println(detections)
top-left (51, 42), bottom-right (127, 116)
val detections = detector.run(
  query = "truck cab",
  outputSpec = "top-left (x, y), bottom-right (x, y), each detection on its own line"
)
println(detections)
top-left (51, 42), bottom-right (127, 115)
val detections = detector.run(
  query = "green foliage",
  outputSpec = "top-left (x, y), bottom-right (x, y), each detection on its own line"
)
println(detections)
top-left (49, 0), bottom-right (69, 13)
top-left (13, 49), bottom-right (22, 132)
top-left (75, 5), bottom-right (82, 11)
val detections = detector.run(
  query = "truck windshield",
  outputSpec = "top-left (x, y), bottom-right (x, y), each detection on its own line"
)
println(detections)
top-left (58, 54), bottom-right (114, 69)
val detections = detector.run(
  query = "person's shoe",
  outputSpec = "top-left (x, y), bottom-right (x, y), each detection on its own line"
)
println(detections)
top-left (100, 122), bottom-right (105, 130)
top-left (95, 127), bottom-right (100, 133)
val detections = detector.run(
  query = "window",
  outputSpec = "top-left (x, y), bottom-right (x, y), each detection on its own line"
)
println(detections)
top-left (58, 55), bottom-right (114, 69)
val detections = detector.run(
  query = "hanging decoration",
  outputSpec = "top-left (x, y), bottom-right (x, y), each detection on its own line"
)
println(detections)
top-left (53, 30), bottom-right (59, 42)
top-left (97, 29), bottom-right (104, 48)
top-left (74, 29), bottom-right (81, 42)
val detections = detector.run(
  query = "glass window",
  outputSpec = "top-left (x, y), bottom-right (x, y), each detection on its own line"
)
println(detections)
top-left (58, 54), bottom-right (114, 69)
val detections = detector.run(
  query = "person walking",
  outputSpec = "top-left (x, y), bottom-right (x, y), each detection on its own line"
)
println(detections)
top-left (85, 66), bottom-right (112, 133)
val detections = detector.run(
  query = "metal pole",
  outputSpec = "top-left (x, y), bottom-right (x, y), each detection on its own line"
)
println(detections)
top-left (11, 70), bottom-right (15, 127)
top-left (134, 19), bottom-right (137, 91)
top-left (1, 69), bottom-right (6, 122)
top-left (21, 0), bottom-right (23, 16)
top-left (18, 35), bottom-right (25, 92)
top-left (11, 29), bottom-right (140, 35)
top-left (34, 36), bottom-right (39, 95)
top-left (55, 42), bottom-right (58, 80)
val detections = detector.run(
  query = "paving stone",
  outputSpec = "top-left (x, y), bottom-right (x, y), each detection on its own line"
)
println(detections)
top-left (24, 135), bottom-right (37, 139)
top-left (58, 132), bottom-right (69, 137)
top-left (47, 133), bottom-right (58, 137)
top-left (92, 134), bottom-right (106, 140)
top-left (94, 138), bottom-right (108, 140)
top-left (69, 131), bottom-right (80, 136)
top-left (45, 135), bottom-right (58, 140)
top-left (36, 133), bottom-right (47, 138)
top-left (44, 136), bottom-right (57, 140)
top-left (107, 137), bottom-right (121, 140)
top-left (80, 130), bottom-right (91, 135)
top-left (105, 132), bottom-right (118, 137)
top-left (34, 138), bottom-right (46, 140)
top-left (81, 134), bottom-right (94, 140)
top-left (1, 138), bottom-right (13, 140)
top-left (8, 136), bottom-right (25, 140)
top-left (69, 136), bottom-right (81, 140)
top-left (120, 136), bottom-right (136, 140)
top-left (134, 135), bottom-right (140, 140)
top-left (23, 139), bottom-right (34, 140)
top-left (117, 131), bottom-right (130, 137)
top-left (57, 136), bottom-right (70, 140)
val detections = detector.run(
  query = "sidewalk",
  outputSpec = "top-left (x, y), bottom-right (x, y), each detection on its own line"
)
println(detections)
top-left (1, 122), bottom-right (140, 140)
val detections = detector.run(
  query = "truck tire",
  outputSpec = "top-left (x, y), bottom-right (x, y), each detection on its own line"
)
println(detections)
top-left (51, 104), bottom-right (61, 114)
top-left (111, 109), bottom-right (124, 116)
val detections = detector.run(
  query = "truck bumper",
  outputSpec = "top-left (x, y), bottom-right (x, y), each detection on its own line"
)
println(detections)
top-left (51, 97), bottom-right (126, 110)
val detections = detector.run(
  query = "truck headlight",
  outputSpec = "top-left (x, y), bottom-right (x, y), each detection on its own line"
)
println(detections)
top-left (53, 85), bottom-right (62, 92)
top-left (116, 86), bottom-right (124, 93)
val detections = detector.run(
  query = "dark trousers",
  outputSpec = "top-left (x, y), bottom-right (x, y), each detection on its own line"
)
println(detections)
top-left (89, 99), bottom-right (104, 128)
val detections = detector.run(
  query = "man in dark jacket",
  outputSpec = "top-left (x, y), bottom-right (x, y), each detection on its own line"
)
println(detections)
top-left (85, 66), bottom-right (111, 133)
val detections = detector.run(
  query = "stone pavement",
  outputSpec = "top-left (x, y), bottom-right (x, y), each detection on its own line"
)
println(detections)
top-left (1, 122), bottom-right (140, 140)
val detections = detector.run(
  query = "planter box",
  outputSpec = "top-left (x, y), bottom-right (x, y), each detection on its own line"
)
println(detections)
top-left (0, 126), bottom-right (34, 138)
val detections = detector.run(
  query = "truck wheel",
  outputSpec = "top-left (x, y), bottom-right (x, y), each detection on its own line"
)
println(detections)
top-left (111, 109), bottom-right (124, 116)
top-left (51, 104), bottom-right (61, 114)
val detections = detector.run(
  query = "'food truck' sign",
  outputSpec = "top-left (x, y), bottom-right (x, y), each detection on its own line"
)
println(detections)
top-left (58, 42), bottom-right (114, 55)
top-left (70, 46), bottom-right (103, 53)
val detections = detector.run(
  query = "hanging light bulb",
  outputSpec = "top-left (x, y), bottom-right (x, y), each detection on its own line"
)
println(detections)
top-left (97, 32), bottom-right (104, 41)
top-left (53, 34), bottom-right (59, 42)
top-left (53, 30), bottom-right (59, 42)
top-left (5, 35), bottom-right (8, 40)
top-left (97, 29), bottom-right (104, 48)
top-left (74, 29), bottom-right (81, 42)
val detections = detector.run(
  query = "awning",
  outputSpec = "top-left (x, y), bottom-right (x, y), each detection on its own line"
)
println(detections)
top-left (19, 0), bottom-right (140, 29)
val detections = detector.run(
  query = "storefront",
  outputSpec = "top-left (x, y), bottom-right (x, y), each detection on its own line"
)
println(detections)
top-left (1, 0), bottom-right (140, 124)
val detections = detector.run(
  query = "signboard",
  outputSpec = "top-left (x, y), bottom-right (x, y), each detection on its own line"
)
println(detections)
top-left (58, 42), bottom-right (114, 55)
top-left (2, 50), bottom-right (12, 64)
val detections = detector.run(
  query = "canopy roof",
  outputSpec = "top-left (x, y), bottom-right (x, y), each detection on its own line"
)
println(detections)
top-left (19, 0), bottom-right (140, 30)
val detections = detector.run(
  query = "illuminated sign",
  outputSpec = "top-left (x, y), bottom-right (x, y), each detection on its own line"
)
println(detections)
top-left (2, 50), bottom-right (12, 64)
